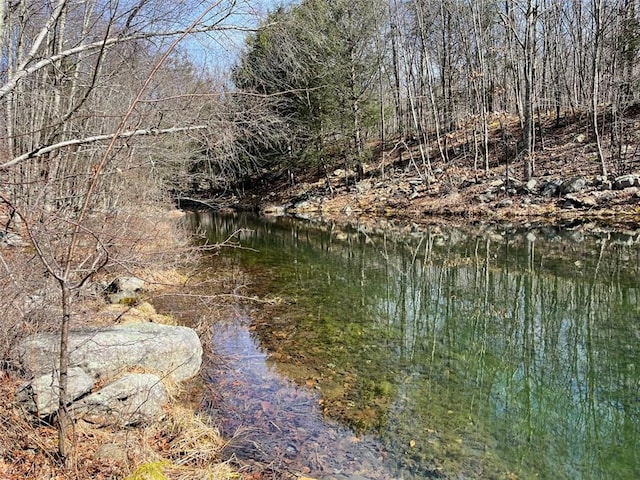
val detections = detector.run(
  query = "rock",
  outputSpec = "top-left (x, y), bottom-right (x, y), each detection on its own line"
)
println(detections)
top-left (0, 231), bottom-right (24, 247)
top-left (478, 192), bottom-right (496, 203)
top-left (542, 179), bottom-right (563, 197)
top-left (496, 198), bottom-right (513, 208)
top-left (560, 176), bottom-right (586, 194)
top-left (356, 179), bottom-right (373, 193)
top-left (613, 174), bottom-right (639, 190)
top-left (565, 193), bottom-right (598, 208)
top-left (290, 200), bottom-right (320, 213)
top-left (106, 276), bottom-right (145, 305)
top-left (525, 178), bottom-right (538, 192)
top-left (93, 443), bottom-right (129, 465)
top-left (72, 373), bottom-right (168, 426)
top-left (261, 204), bottom-right (286, 216)
top-left (107, 291), bottom-right (139, 305)
top-left (575, 133), bottom-right (587, 143)
top-left (506, 177), bottom-right (523, 189)
top-left (109, 276), bottom-right (145, 293)
top-left (17, 322), bottom-right (202, 382)
top-left (16, 367), bottom-right (94, 416)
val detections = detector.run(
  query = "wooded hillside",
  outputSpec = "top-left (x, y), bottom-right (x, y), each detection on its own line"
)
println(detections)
top-left (233, 0), bottom-right (640, 184)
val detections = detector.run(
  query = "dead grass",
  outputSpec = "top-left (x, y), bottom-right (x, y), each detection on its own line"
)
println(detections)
top-left (0, 206), bottom-right (247, 480)
top-left (0, 371), bottom-right (237, 480)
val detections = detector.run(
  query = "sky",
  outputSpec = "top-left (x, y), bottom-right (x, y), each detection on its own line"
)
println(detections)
top-left (182, 0), bottom-right (295, 74)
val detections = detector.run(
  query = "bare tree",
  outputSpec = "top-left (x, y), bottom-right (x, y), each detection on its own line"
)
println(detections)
top-left (0, 0), bottom-right (260, 466)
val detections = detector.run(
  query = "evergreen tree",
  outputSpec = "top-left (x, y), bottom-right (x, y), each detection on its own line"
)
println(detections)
top-left (233, 0), bottom-right (385, 170)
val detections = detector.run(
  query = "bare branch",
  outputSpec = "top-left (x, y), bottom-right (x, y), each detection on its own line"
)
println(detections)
top-left (0, 24), bottom-right (256, 100)
top-left (1, 126), bottom-right (207, 169)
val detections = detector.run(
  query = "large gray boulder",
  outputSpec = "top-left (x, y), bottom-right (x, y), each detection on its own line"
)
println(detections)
top-left (16, 367), bottom-right (95, 416)
top-left (15, 322), bottom-right (202, 422)
top-left (18, 322), bottom-right (202, 382)
top-left (71, 373), bottom-right (169, 427)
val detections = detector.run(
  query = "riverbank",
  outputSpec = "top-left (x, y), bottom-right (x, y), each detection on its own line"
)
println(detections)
top-left (228, 113), bottom-right (640, 234)
top-left (0, 208), bottom-right (242, 480)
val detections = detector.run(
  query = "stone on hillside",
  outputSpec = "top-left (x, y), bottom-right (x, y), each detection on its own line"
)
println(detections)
top-left (0, 231), bottom-right (24, 247)
top-left (613, 174), bottom-right (639, 190)
top-left (560, 176), bottom-right (586, 194)
top-left (72, 373), bottom-right (168, 427)
top-left (93, 443), bottom-right (129, 465)
top-left (109, 276), bottom-right (145, 293)
top-left (542, 179), bottom-right (563, 197)
top-left (496, 198), bottom-right (513, 208)
top-left (565, 193), bottom-right (598, 208)
top-left (356, 179), bottom-right (373, 193)
top-left (107, 291), bottom-right (139, 305)
top-left (478, 192), bottom-right (496, 203)
top-left (16, 367), bottom-right (94, 416)
top-left (106, 276), bottom-right (145, 304)
top-left (525, 179), bottom-right (538, 192)
top-left (17, 322), bottom-right (202, 382)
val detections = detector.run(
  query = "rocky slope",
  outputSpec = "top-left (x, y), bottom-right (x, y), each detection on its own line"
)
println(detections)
top-left (231, 112), bottom-right (640, 233)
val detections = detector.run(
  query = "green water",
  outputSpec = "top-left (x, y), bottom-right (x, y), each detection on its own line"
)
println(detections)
top-left (193, 211), bottom-right (640, 479)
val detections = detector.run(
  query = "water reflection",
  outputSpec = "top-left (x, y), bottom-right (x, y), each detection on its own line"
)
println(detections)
top-left (193, 212), bottom-right (640, 479)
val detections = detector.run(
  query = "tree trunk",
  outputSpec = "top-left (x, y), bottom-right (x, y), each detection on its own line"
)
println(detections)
top-left (57, 281), bottom-right (71, 465)
top-left (591, 0), bottom-right (607, 178)
top-left (522, 0), bottom-right (537, 181)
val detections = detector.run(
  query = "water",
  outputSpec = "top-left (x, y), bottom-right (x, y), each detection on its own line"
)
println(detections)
top-left (191, 211), bottom-right (640, 479)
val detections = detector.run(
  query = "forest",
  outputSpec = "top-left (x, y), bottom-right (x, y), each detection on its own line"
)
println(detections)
top-left (1, 0), bottom-right (639, 479)
top-left (233, 0), bottom-right (640, 185)
top-left (2, 0), bottom-right (640, 208)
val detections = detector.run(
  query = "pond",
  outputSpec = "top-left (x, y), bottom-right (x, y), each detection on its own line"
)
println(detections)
top-left (191, 211), bottom-right (640, 480)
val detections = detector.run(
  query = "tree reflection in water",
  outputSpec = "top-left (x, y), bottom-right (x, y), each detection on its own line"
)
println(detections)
top-left (194, 211), bottom-right (640, 479)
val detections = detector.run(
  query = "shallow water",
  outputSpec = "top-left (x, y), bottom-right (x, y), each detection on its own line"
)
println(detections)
top-left (192, 211), bottom-right (640, 479)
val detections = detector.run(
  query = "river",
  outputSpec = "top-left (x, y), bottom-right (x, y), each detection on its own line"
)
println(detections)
top-left (190, 210), bottom-right (640, 480)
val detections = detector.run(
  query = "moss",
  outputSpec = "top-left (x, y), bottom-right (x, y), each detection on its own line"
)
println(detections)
top-left (124, 461), bottom-right (170, 480)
